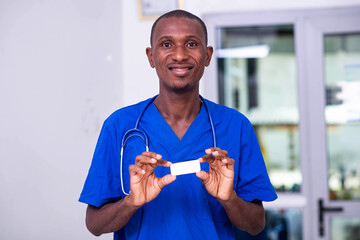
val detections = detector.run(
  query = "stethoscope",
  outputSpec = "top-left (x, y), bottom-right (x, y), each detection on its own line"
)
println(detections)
top-left (120, 95), bottom-right (217, 196)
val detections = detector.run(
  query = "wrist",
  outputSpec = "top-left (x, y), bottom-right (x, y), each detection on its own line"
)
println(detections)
top-left (217, 190), bottom-right (237, 205)
top-left (124, 194), bottom-right (142, 210)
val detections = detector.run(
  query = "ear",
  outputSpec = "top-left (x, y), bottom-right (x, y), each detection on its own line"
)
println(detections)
top-left (146, 47), bottom-right (155, 68)
top-left (205, 46), bottom-right (213, 67)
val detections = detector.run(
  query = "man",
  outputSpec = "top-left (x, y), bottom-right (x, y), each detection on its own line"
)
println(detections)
top-left (79, 10), bottom-right (277, 240)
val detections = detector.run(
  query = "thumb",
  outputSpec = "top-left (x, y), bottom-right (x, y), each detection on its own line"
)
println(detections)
top-left (158, 174), bottom-right (176, 189)
top-left (196, 170), bottom-right (209, 183)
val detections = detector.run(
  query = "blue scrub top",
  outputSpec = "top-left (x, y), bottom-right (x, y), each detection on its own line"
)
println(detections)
top-left (79, 97), bottom-right (277, 240)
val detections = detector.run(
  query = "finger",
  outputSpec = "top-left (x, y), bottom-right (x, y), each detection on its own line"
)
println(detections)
top-left (205, 148), bottom-right (225, 161)
top-left (136, 155), bottom-right (172, 168)
top-left (211, 149), bottom-right (229, 159)
top-left (196, 170), bottom-right (209, 182)
top-left (205, 147), bottom-right (222, 155)
top-left (141, 151), bottom-right (163, 160)
top-left (224, 158), bottom-right (235, 170)
top-left (157, 174), bottom-right (176, 189)
top-left (129, 164), bottom-right (145, 176)
top-left (200, 155), bottom-right (233, 171)
top-left (205, 148), bottom-right (230, 163)
top-left (135, 152), bottom-right (163, 165)
top-left (217, 149), bottom-right (229, 159)
top-left (224, 157), bottom-right (235, 165)
top-left (217, 157), bottom-right (235, 170)
top-left (216, 158), bottom-right (235, 175)
top-left (199, 154), bottom-right (215, 163)
top-left (155, 159), bottom-right (172, 167)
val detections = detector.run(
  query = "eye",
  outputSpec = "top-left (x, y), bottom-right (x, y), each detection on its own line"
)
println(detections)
top-left (161, 42), bottom-right (172, 48)
top-left (186, 41), bottom-right (197, 48)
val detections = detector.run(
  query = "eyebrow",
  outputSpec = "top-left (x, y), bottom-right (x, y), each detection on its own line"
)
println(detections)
top-left (185, 35), bottom-right (202, 41)
top-left (157, 35), bottom-right (202, 42)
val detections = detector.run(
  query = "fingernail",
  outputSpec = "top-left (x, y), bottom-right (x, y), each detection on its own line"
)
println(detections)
top-left (151, 158), bottom-right (156, 162)
top-left (222, 159), bottom-right (228, 162)
top-left (156, 154), bottom-right (162, 159)
top-left (141, 169), bottom-right (145, 174)
top-left (213, 151), bottom-right (219, 155)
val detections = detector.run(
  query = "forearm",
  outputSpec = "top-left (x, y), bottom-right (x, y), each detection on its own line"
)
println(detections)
top-left (218, 190), bottom-right (265, 235)
top-left (86, 196), bottom-right (140, 236)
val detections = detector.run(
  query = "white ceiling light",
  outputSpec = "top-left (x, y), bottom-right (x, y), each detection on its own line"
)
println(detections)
top-left (216, 44), bottom-right (270, 58)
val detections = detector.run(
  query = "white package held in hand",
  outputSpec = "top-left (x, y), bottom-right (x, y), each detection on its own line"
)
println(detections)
top-left (170, 159), bottom-right (200, 176)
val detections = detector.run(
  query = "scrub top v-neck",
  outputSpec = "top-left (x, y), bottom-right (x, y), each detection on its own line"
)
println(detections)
top-left (140, 101), bottom-right (213, 165)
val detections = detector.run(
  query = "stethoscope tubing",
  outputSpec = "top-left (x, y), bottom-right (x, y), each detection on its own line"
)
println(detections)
top-left (120, 95), bottom-right (216, 196)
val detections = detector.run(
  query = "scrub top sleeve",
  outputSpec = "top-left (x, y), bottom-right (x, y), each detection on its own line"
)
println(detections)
top-left (236, 118), bottom-right (277, 202)
top-left (79, 118), bottom-right (122, 207)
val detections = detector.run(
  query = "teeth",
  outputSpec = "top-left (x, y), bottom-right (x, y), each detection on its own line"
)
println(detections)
top-left (172, 67), bottom-right (189, 71)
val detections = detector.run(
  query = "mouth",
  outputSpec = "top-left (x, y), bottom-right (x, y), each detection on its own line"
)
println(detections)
top-left (168, 65), bottom-right (193, 76)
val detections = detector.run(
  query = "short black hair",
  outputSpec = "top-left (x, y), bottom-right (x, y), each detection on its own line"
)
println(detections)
top-left (150, 10), bottom-right (208, 46)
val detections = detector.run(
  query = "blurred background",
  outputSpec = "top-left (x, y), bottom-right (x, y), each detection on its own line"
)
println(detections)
top-left (1, 0), bottom-right (359, 239)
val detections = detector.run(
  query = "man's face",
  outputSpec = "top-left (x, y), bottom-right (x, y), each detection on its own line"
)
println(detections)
top-left (146, 17), bottom-right (213, 93)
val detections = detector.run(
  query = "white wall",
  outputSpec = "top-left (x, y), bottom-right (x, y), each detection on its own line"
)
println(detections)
top-left (1, 0), bottom-right (360, 240)
top-left (0, 0), bottom-right (121, 239)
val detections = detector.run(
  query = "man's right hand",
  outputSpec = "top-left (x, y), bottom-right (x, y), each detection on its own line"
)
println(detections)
top-left (128, 152), bottom-right (176, 207)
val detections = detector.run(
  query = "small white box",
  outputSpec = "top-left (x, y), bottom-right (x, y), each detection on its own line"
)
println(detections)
top-left (170, 159), bottom-right (200, 176)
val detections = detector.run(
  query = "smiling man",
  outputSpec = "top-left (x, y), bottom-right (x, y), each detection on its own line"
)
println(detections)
top-left (146, 14), bottom-right (212, 97)
top-left (79, 10), bottom-right (277, 240)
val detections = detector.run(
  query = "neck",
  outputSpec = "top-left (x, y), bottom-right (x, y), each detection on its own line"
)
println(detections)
top-left (154, 91), bottom-right (202, 140)
top-left (154, 91), bottom-right (201, 120)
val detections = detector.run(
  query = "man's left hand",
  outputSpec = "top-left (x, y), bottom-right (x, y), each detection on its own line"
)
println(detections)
top-left (196, 148), bottom-right (234, 201)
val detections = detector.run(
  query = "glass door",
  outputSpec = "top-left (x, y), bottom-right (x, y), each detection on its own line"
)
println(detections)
top-left (217, 25), bottom-right (301, 193)
top-left (218, 24), bottom-right (303, 240)
top-left (204, 9), bottom-right (311, 240)
top-left (305, 10), bottom-right (360, 240)
top-left (204, 6), bottom-right (360, 240)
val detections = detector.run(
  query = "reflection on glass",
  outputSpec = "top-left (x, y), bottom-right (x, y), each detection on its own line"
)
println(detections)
top-left (324, 33), bottom-right (360, 200)
top-left (217, 25), bottom-right (301, 192)
top-left (235, 209), bottom-right (302, 240)
top-left (331, 217), bottom-right (360, 240)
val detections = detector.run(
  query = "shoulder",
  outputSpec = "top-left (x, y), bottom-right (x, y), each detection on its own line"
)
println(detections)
top-left (103, 97), bottom-right (155, 130)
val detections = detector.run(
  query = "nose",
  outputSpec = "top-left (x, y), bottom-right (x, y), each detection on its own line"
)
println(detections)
top-left (172, 46), bottom-right (188, 62)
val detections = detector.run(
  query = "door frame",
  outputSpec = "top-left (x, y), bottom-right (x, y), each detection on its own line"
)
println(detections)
top-left (304, 8), bottom-right (360, 240)
top-left (203, 6), bottom-right (360, 240)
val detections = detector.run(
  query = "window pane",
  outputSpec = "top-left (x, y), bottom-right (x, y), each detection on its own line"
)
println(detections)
top-left (217, 25), bottom-right (301, 192)
top-left (324, 33), bottom-right (360, 200)
top-left (235, 209), bottom-right (302, 240)
top-left (331, 217), bottom-right (360, 240)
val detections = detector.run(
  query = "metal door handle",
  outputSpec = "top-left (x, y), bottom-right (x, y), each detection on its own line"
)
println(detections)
top-left (318, 198), bottom-right (343, 237)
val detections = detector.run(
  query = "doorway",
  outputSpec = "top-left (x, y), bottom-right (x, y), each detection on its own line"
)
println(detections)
top-left (204, 7), bottom-right (360, 240)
